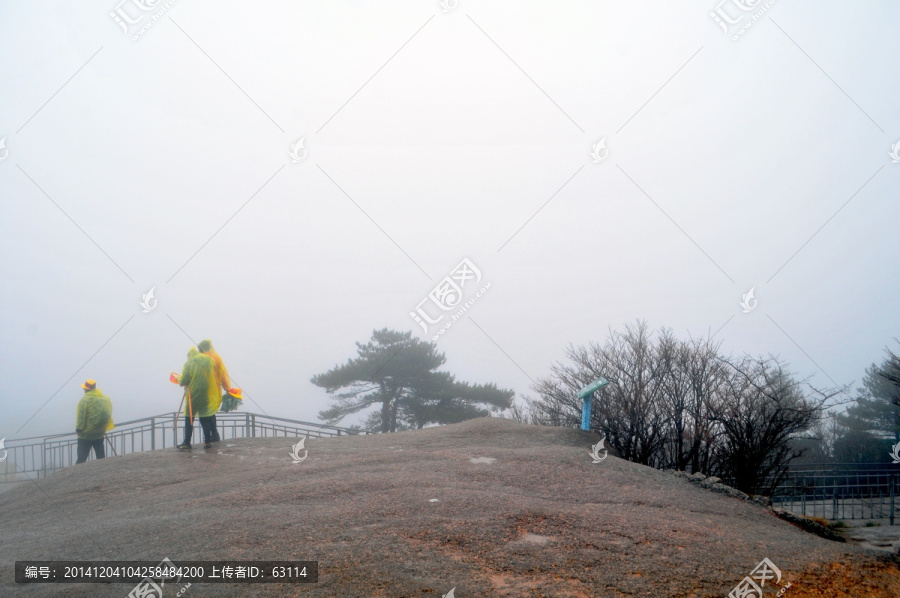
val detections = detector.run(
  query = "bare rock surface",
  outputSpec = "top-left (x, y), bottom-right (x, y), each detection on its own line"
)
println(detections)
top-left (841, 520), bottom-right (900, 554)
top-left (1, 418), bottom-right (898, 597)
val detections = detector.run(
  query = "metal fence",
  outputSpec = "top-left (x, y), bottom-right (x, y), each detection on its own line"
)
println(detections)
top-left (0, 412), bottom-right (367, 483)
top-left (772, 467), bottom-right (900, 525)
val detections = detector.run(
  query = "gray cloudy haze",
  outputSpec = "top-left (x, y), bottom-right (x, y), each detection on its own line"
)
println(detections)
top-left (1, 0), bottom-right (898, 441)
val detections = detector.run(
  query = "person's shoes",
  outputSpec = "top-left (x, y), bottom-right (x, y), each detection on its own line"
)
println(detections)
top-left (177, 443), bottom-right (191, 450)
top-left (204, 442), bottom-right (212, 449)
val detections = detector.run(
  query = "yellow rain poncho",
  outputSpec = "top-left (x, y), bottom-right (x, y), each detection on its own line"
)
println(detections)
top-left (207, 349), bottom-right (230, 393)
top-left (76, 389), bottom-right (113, 440)
top-left (180, 352), bottom-right (222, 418)
top-left (198, 340), bottom-right (230, 394)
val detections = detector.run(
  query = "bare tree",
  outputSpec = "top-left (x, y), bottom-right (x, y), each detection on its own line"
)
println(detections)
top-left (529, 322), bottom-right (846, 489)
top-left (711, 356), bottom-right (843, 495)
top-left (532, 321), bottom-right (670, 465)
top-left (504, 396), bottom-right (544, 425)
top-left (603, 321), bottom-right (673, 465)
top-left (684, 335), bottom-right (727, 474)
top-left (531, 348), bottom-right (590, 428)
top-left (656, 329), bottom-right (689, 469)
top-left (657, 333), bottom-right (726, 472)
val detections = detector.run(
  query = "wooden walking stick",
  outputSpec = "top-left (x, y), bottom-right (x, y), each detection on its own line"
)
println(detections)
top-left (174, 388), bottom-right (186, 432)
top-left (174, 389), bottom-right (193, 447)
top-left (174, 390), bottom-right (192, 434)
top-left (170, 372), bottom-right (190, 435)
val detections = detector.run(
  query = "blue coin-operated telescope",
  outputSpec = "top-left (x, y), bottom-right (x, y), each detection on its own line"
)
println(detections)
top-left (576, 377), bottom-right (609, 431)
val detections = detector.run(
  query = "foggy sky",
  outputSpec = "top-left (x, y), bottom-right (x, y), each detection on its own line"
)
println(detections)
top-left (1, 0), bottom-right (899, 440)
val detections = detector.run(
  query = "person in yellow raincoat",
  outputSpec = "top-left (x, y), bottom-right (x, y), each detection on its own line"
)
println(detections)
top-left (177, 347), bottom-right (222, 450)
top-left (75, 379), bottom-right (113, 464)
top-left (198, 339), bottom-right (230, 443)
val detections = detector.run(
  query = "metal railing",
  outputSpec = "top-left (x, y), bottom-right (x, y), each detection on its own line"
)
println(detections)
top-left (786, 462), bottom-right (898, 473)
top-left (0, 412), bottom-right (368, 483)
top-left (771, 468), bottom-right (899, 525)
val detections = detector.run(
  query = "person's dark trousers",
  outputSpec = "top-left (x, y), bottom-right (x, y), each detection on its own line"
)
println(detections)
top-left (209, 415), bottom-right (220, 442)
top-left (76, 438), bottom-right (105, 464)
top-left (183, 416), bottom-right (194, 446)
top-left (199, 416), bottom-right (216, 443)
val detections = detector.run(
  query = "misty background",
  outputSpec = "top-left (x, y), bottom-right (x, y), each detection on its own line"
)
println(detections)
top-left (1, 0), bottom-right (898, 441)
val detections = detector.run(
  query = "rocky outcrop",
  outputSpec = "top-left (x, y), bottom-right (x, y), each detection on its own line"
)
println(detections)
top-left (666, 470), bottom-right (759, 504)
top-left (665, 470), bottom-right (847, 544)
top-left (772, 508), bottom-right (847, 543)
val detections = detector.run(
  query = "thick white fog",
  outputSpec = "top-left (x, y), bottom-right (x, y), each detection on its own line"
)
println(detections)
top-left (1, 1), bottom-right (898, 440)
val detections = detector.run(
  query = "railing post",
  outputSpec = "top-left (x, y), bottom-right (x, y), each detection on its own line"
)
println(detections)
top-left (150, 417), bottom-right (156, 451)
top-left (41, 438), bottom-right (47, 478)
top-left (251, 414), bottom-right (256, 438)
top-left (891, 476), bottom-right (895, 526)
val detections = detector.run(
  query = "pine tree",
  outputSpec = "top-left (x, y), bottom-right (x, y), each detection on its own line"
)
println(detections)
top-left (312, 329), bottom-right (513, 432)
